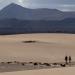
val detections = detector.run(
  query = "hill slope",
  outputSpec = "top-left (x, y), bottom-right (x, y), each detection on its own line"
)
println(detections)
top-left (0, 3), bottom-right (75, 34)
top-left (0, 3), bottom-right (66, 20)
top-left (0, 18), bottom-right (75, 34)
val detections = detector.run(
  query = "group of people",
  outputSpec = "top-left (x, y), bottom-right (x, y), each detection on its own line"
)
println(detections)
top-left (65, 56), bottom-right (72, 64)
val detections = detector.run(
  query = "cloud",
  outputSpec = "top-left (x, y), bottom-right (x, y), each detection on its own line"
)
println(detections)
top-left (58, 4), bottom-right (75, 11)
top-left (0, 0), bottom-right (75, 11)
top-left (0, 0), bottom-right (12, 10)
top-left (17, 0), bottom-right (24, 6)
top-left (21, 0), bottom-right (75, 11)
top-left (60, 4), bottom-right (75, 7)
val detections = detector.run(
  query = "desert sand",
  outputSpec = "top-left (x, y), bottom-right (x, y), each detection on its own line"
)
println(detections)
top-left (0, 67), bottom-right (75, 75)
top-left (0, 33), bottom-right (75, 63)
top-left (0, 33), bottom-right (74, 73)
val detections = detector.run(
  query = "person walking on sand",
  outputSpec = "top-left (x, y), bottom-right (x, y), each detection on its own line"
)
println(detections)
top-left (69, 56), bottom-right (72, 64)
top-left (65, 56), bottom-right (68, 64)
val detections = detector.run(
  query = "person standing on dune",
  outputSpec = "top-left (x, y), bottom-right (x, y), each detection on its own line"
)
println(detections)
top-left (69, 56), bottom-right (72, 64)
top-left (65, 56), bottom-right (68, 64)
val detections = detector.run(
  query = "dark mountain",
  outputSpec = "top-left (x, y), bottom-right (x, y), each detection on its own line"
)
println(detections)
top-left (0, 18), bottom-right (75, 34)
top-left (0, 3), bottom-right (66, 20)
top-left (0, 3), bottom-right (75, 34)
top-left (0, 3), bottom-right (75, 20)
top-left (64, 12), bottom-right (75, 18)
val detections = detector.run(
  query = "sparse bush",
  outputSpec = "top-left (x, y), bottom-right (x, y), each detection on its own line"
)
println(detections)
top-left (43, 63), bottom-right (50, 66)
top-left (60, 64), bottom-right (66, 67)
top-left (53, 63), bottom-right (58, 65)
top-left (21, 63), bottom-right (25, 66)
top-left (7, 62), bottom-right (12, 64)
top-left (34, 63), bottom-right (38, 66)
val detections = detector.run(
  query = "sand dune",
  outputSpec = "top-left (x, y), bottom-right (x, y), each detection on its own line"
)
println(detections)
top-left (0, 33), bottom-right (75, 63)
top-left (0, 67), bottom-right (75, 75)
top-left (0, 33), bottom-right (74, 73)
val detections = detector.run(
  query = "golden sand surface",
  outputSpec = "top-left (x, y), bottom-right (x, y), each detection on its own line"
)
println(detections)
top-left (0, 67), bottom-right (75, 75)
top-left (0, 33), bottom-right (74, 63)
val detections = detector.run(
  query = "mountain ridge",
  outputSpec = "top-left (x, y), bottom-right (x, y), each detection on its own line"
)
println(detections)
top-left (0, 3), bottom-right (75, 34)
top-left (0, 3), bottom-right (65, 20)
top-left (0, 18), bottom-right (75, 34)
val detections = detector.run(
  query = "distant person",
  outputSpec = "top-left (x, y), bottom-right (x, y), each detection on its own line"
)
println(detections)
top-left (69, 56), bottom-right (72, 63)
top-left (65, 56), bottom-right (68, 64)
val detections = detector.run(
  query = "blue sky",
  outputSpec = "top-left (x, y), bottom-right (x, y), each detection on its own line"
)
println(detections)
top-left (0, 0), bottom-right (75, 11)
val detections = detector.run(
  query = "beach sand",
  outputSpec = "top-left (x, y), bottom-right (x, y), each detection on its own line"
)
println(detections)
top-left (0, 33), bottom-right (74, 63)
top-left (0, 33), bottom-right (74, 73)
top-left (0, 67), bottom-right (75, 75)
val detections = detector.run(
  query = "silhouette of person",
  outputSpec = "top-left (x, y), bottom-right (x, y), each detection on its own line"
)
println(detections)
top-left (69, 56), bottom-right (71, 63)
top-left (65, 56), bottom-right (68, 64)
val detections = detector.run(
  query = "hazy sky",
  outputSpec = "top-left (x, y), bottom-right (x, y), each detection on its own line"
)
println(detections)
top-left (0, 0), bottom-right (75, 11)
